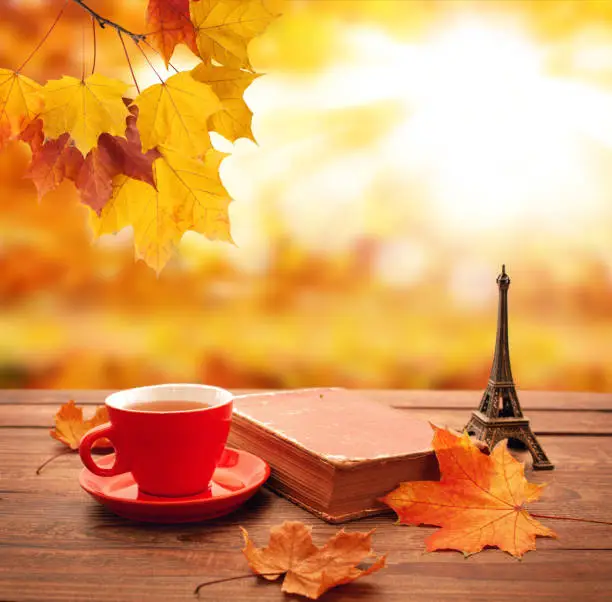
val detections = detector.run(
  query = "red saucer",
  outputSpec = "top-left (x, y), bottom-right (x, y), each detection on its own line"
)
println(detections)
top-left (79, 447), bottom-right (269, 523)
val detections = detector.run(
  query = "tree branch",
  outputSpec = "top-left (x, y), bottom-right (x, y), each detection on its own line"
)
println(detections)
top-left (17, 0), bottom-right (68, 72)
top-left (71, 0), bottom-right (145, 44)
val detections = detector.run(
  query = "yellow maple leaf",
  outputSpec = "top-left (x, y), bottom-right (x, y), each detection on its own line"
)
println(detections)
top-left (40, 74), bottom-right (129, 155)
top-left (50, 400), bottom-right (110, 450)
top-left (0, 68), bottom-right (42, 145)
top-left (190, 0), bottom-right (278, 70)
top-left (133, 71), bottom-right (221, 157)
top-left (91, 145), bottom-right (233, 272)
top-left (191, 64), bottom-right (260, 142)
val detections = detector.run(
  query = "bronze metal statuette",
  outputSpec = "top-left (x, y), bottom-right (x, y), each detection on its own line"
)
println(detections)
top-left (466, 265), bottom-right (554, 470)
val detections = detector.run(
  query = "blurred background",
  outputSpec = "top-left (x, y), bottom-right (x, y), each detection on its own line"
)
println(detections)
top-left (0, 0), bottom-right (611, 391)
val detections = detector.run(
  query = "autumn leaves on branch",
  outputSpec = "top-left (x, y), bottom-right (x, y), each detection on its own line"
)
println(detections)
top-left (0, 0), bottom-right (279, 272)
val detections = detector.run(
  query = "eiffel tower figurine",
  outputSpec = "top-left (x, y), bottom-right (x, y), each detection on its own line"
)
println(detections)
top-left (466, 265), bottom-right (554, 470)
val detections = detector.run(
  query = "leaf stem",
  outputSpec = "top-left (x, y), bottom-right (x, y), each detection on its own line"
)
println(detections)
top-left (17, 0), bottom-right (68, 72)
top-left (134, 43), bottom-right (164, 84)
top-left (81, 23), bottom-right (86, 81)
top-left (141, 38), bottom-right (180, 74)
top-left (194, 573), bottom-right (283, 595)
top-left (118, 31), bottom-right (140, 95)
top-left (531, 513), bottom-right (612, 526)
top-left (71, 0), bottom-right (145, 44)
top-left (91, 16), bottom-right (97, 75)
top-left (36, 448), bottom-right (73, 475)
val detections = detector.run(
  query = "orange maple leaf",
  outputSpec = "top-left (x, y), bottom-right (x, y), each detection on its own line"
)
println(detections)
top-left (381, 426), bottom-right (556, 558)
top-left (50, 400), bottom-right (110, 450)
top-left (241, 521), bottom-right (386, 599)
top-left (146, 0), bottom-right (198, 67)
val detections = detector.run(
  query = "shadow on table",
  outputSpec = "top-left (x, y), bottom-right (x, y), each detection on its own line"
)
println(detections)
top-left (84, 487), bottom-right (274, 535)
top-left (193, 575), bottom-right (379, 601)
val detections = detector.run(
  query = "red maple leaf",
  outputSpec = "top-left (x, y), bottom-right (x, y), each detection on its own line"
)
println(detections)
top-left (76, 106), bottom-right (160, 215)
top-left (19, 118), bottom-right (45, 154)
top-left (25, 130), bottom-right (84, 199)
top-left (146, 0), bottom-right (198, 67)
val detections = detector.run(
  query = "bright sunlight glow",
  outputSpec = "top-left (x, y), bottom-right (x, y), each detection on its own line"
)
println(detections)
top-left (358, 18), bottom-right (612, 232)
top-left (183, 17), bottom-right (612, 270)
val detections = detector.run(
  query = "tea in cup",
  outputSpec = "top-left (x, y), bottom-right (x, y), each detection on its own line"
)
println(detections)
top-left (79, 384), bottom-right (233, 497)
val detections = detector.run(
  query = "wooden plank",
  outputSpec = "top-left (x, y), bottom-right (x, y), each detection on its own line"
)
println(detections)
top-left (2, 403), bottom-right (612, 436)
top-left (401, 409), bottom-right (612, 436)
top-left (1, 393), bottom-right (612, 602)
top-left (1, 545), bottom-right (610, 602)
top-left (2, 431), bottom-right (612, 531)
top-left (0, 390), bottom-right (257, 406)
top-left (381, 389), bottom-right (612, 411)
top-left (0, 489), bottom-right (611, 601)
top-left (1, 462), bottom-right (612, 601)
top-left (0, 389), bottom-right (116, 405)
top-left (1, 389), bottom-right (611, 410)
top-left (1, 472), bottom-right (611, 548)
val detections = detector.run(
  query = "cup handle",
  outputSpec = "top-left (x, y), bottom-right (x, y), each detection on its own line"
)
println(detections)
top-left (79, 423), bottom-right (128, 477)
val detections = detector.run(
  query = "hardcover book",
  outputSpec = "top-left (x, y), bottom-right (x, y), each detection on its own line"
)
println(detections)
top-left (228, 388), bottom-right (439, 523)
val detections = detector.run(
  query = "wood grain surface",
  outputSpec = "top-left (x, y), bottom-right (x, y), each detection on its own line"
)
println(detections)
top-left (1, 390), bottom-right (611, 602)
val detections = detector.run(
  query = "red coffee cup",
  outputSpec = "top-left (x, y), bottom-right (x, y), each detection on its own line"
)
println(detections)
top-left (79, 384), bottom-right (233, 497)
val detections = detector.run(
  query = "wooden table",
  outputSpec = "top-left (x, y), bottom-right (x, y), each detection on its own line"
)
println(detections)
top-left (1, 390), bottom-right (612, 601)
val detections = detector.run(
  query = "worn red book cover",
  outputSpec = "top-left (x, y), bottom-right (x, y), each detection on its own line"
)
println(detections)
top-left (228, 388), bottom-right (438, 522)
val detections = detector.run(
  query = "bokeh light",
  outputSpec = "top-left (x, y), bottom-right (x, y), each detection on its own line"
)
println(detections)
top-left (0, 0), bottom-right (611, 391)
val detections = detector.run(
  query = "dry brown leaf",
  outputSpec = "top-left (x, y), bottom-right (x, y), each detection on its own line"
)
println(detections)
top-left (50, 400), bottom-right (110, 450)
top-left (241, 521), bottom-right (386, 599)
